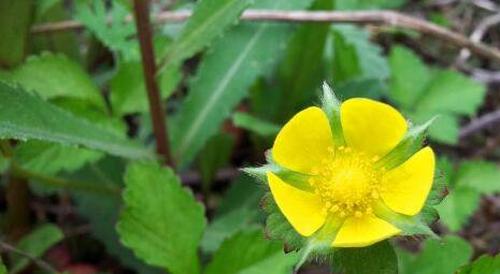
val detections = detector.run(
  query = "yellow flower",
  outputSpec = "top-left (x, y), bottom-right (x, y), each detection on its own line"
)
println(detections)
top-left (267, 98), bottom-right (435, 248)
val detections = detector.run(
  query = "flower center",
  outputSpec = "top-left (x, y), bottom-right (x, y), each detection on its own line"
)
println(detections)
top-left (309, 146), bottom-right (383, 218)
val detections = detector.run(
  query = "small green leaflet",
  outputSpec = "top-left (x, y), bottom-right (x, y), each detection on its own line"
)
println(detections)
top-left (74, 0), bottom-right (138, 60)
top-left (10, 224), bottom-right (63, 274)
top-left (398, 236), bottom-right (472, 274)
top-left (436, 160), bottom-right (500, 231)
top-left (158, 0), bottom-right (252, 74)
top-left (0, 82), bottom-right (151, 159)
top-left (388, 46), bottom-right (486, 144)
top-left (117, 162), bottom-right (206, 274)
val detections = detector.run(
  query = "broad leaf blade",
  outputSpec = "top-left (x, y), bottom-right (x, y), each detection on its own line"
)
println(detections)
top-left (158, 0), bottom-right (252, 73)
top-left (170, 0), bottom-right (314, 167)
top-left (117, 162), bottom-right (206, 274)
top-left (0, 82), bottom-right (151, 159)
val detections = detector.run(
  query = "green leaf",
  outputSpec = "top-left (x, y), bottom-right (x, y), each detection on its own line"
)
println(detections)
top-left (389, 46), bottom-right (431, 109)
top-left (10, 224), bottom-right (63, 274)
top-left (454, 161), bottom-right (500, 193)
top-left (158, 0), bottom-right (252, 73)
top-left (0, 0), bottom-right (33, 67)
top-left (435, 187), bottom-right (480, 231)
top-left (0, 257), bottom-right (6, 274)
top-left (276, 0), bottom-right (333, 119)
top-left (110, 59), bottom-right (181, 115)
top-left (205, 229), bottom-right (298, 274)
top-left (13, 140), bottom-right (103, 175)
top-left (198, 133), bottom-right (235, 190)
top-left (388, 46), bottom-right (486, 145)
top-left (398, 236), bottom-right (473, 274)
top-left (201, 175), bottom-right (263, 253)
top-left (170, 0), bottom-right (314, 167)
top-left (332, 240), bottom-right (397, 274)
top-left (0, 82), bottom-right (151, 159)
top-left (332, 25), bottom-right (389, 83)
top-left (457, 255), bottom-right (500, 274)
top-left (70, 156), bottom-right (162, 274)
top-left (232, 112), bottom-right (280, 137)
top-left (0, 53), bottom-right (105, 109)
top-left (117, 162), bottom-right (206, 274)
top-left (436, 160), bottom-right (500, 231)
top-left (74, 0), bottom-right (137, 60)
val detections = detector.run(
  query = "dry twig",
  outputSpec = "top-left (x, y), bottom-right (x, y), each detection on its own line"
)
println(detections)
top-left (31, 10), bottom-right (500, 64)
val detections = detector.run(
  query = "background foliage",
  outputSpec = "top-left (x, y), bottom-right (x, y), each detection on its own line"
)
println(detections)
top-left (0, 0), bottom-right (499, 273)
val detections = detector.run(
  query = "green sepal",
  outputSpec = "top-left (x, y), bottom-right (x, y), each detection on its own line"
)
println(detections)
top-left (241, 151), bottom-right (313, 192)
top-left (375, 117), bottom-right (436, 170)
top-left (320, 82), bottom-right (345, 146)
top-left (374, 202), bottom-right (438, 238)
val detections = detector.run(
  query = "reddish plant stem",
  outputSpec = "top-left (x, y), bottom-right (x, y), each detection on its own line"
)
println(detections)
top-left (132, 0), bottom-right (174, 167)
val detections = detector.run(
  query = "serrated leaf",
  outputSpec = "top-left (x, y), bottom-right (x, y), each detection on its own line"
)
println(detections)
top-left (232, 112), bottom-right (280, 137)
top-left (389, 46), bottom-right (431, 109)
top-left (117, 162), bottom-right (206, 274)
top-left (332, 25), bottom-right (389, 83)
top-left (415, 71), bottom-right (485, 115)
top-left (332, 240), bottom-right (397, 274)
top-left (435, 187), bottom-right (480, 231)
top-left (0, 82), bottom-right (151, 159)
top-left (388, 46), bottom-right (486, 145)
top-left (436, 160), bottom-right (500, 231)
top-left (205, 229), bottom-right (298, 274)
top-left (457, 255), bottom-right (500, 274)
top-left (454, 161), bottom-right (500, 193)
top-left (0, 53), bottom-right (105, 109)
top-left (398, 236), bottom-right (472, 274)
top-left (10, 224), bottom-right (63, 274)
top-left (170, 0), bottom-right (314, 167)
top-left (158, 0), bottom-right (252, 73)
top-left (74, 0), bottom-right (138, 60)
top-left (70, 156), bottom-right (162, 274)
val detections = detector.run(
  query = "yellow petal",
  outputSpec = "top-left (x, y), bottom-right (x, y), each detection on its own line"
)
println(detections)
top-left (332, 215), bottom-right (400, 247)
top-left (267, 172), bottom-right (326, 236)
top-left (272, 107), bottom-right (334, 173)
top-left (381, 147), bottom-right (435, 216)
top-left (340, 98), bottom-right (407, 157)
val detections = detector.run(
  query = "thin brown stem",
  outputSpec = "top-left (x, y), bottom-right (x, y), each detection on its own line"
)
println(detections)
top-left (132, 0), bottom-right (174, 167)
top-left (31, 10), bottom-right (500, 64)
